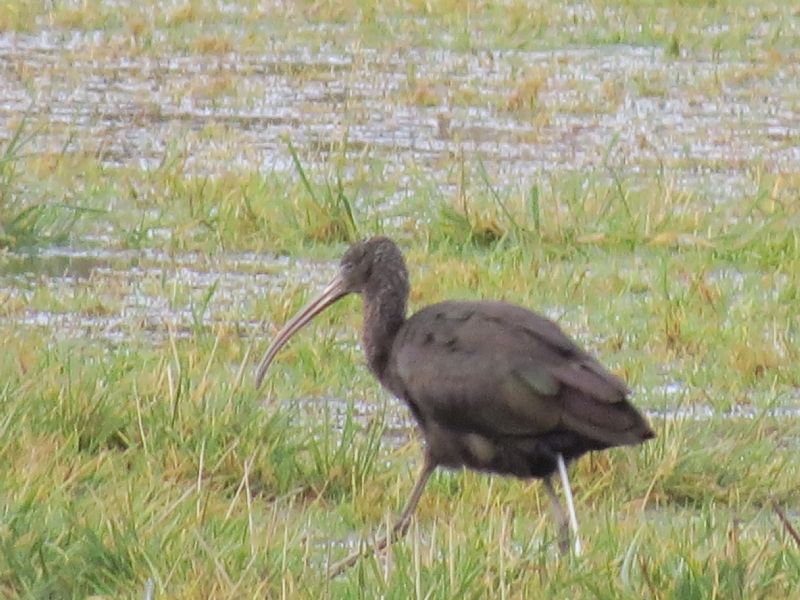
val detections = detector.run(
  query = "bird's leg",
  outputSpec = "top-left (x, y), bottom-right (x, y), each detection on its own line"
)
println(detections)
top-left (328, 457), bottom-right (436, 578)
top-left (543, 476), bottom-right (570, 555)
top-left (556, 452), bottom-right (582, 555)
top-left (390, 458), bottom-right (435, 538)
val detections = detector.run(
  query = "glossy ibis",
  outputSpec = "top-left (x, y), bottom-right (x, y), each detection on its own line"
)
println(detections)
top-left (255, 236), bottom-right (655, 574)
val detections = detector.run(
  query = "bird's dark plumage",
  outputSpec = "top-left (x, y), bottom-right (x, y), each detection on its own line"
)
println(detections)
top-left (255, 236), bottom-right (654, 573)
top-left (386, 299), bottom-right (653, 478)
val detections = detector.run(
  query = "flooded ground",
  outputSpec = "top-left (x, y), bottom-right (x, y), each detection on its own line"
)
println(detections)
top-left (1, 29), bottom-right (799, 200)
top-left (0, 244), bottom-right (331, 344)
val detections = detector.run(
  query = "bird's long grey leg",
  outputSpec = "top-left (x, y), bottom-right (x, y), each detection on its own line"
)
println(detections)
top-left (556, 453), bottom-right (582, 555)
top-left (543, 476), bottom-right (570, 554)
top-left (391, 456), bottom-right (436, 537)
top-left (328, 457), bottom-right (436, 578)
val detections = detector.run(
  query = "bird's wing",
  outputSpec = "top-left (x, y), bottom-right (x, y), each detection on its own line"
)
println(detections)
top-left (391, 300), bottom-right (650, 446)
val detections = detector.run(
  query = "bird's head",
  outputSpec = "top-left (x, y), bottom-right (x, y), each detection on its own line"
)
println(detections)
top-left (338, 236), bottom-right (406, 293)
top-left (254, 236), bottom-right (406, 388)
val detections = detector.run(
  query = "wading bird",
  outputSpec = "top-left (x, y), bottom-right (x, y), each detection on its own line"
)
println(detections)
top-left (255, 237), bottom-right (654, 575)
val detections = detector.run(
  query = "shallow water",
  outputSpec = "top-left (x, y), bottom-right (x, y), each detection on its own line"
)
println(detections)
top-left (1, 30), bottom-right (798, 204)
top-left (0, 245), bottom-right (333, 344)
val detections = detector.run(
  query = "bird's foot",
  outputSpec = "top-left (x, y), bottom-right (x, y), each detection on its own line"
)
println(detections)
top-left (327, 548), bottom-right (365, 579)
top-left (327, 530), bottom-right (398, 578)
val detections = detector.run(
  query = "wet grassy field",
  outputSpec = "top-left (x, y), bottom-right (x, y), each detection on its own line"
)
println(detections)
top-left (1, 1), bottom-right (799, 597)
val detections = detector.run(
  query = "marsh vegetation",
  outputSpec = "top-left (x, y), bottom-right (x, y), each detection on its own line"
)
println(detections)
top-left (1, 1), bottom-right (799, 597)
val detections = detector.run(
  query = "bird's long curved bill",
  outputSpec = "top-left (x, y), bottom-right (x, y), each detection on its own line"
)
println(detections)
top-left (255, 275), bottom-right (348, 388)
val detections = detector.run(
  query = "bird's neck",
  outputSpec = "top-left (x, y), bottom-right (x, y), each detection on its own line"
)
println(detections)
top-left (361, 274), bottom-right (408, 380)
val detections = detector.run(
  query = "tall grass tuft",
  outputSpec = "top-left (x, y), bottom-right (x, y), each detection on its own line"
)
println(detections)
top-left (287, 140), bottom-right (359, 244)
top-left (1, 117), bottom-right (101, 250)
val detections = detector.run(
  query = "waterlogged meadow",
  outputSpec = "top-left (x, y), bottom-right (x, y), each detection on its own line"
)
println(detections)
top-left (1, 1), bottom-right (799, 597)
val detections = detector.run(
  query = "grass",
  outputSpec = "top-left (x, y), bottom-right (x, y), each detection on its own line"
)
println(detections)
top-left (0, 118), bottom-right (107, 251)
top-left (1, 0), bottom-right (800, 597)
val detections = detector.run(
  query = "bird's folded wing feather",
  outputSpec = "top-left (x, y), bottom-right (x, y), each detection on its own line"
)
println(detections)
top-left (392, 301), bottom-right (647, 445)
